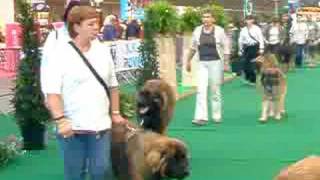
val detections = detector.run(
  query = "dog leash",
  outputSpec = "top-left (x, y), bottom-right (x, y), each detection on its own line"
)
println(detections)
top-left (125, 124), bottom-right (138, 141)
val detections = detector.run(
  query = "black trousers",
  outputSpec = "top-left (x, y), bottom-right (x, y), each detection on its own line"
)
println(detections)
top-left (243, 44), bottom-right (259, 83)
top-left (278, 45), bottom-right (292, 63)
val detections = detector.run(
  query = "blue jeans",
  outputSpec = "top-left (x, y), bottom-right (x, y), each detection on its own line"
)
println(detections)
top-left (57, 131), bottom-right (113, 180)
top-left (295, 44), bottom-right (305, 67)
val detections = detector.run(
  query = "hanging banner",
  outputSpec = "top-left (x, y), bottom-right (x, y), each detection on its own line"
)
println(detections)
top-left (243, 0), bottom-right (254, 17)
top-left (120, 0), bottom-right (151, 20)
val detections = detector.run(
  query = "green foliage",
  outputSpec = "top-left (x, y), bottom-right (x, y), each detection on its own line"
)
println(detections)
top-left (179, 7), bottom-right (201, 33)
top-left (137, 37), bottom-right (159, 88)
top-left (137, 1), bottom-right (181, 87)
top-left (144, 0), bottom-right (179, 35)
top-left (12, 0), bottom-right (50, 127)
top-left (119, 92), bottom-right (136, 120)
top-left (0, 135), bottom-right (24, 167)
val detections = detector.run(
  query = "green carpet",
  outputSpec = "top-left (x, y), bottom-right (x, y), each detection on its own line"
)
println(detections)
top-left (1, 67), bottom-right (320, 180)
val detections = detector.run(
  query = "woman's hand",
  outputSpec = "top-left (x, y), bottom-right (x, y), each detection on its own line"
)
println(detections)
top-left (56, 118), bottom-right (74, 138)
top-left (112, 114), bottom-right (128, 125)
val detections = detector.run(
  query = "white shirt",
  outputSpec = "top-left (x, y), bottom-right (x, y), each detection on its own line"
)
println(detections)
top-left (268, 26), bottom-right (280, 45)
top-left (41, 25), bottom-right (71, 65)
top-left (238, 25), bottom-right (265, 53)
top-left (290, 22), bottom-right (308, 45)
top-left (41, 40), bottom-right (118, 131)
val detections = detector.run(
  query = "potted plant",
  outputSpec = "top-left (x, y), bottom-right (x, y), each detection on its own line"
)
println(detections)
top-left (179, 7), bottom-right (201, 34)
top-left (139, 0), bottom-right (179, 96)
top-left (12, 0), bottom-right (50, 150)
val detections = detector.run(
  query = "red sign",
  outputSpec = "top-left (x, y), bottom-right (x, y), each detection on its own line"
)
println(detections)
top-left (5, 23), bottom-right (23, 48)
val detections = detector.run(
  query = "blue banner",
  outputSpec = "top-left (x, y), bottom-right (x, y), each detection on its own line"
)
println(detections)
top-left (120, 0), bottom-right (150, 20)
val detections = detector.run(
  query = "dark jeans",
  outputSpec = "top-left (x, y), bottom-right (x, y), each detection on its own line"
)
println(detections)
top-left (243, 44), bottom-right (259, 83)
top-left (295, 44), bottom-right (305, 67)
top-left (57, 131), bottom-right (113, 180)
top-left (267, 43), bottom-right (280, 54)
top-left (278, 45), bottom-right (292, 63)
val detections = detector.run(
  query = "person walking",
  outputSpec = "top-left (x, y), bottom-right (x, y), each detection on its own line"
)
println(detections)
top-left (238, 15), bottom-right (265, 85)
top-left (186, 9), bottom-right (230, 125)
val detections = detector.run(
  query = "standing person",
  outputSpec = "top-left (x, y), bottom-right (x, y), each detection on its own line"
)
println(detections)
top-left (238, 15), bottom-right (265, 85)
top-left (265, 17), bottom-right (281, 54)
top-left (278, 13), bottom-right (293, 73)
top-left (186, 9), bottom-right (230, 125)
top-left (102, 15), bottom-right (117, 41)
top-left (41, 6), bottom-right (126, 180)
top-left (126, 19), bottom-right (141, 40)
top-left (290, 17), bottom-right (309, 68)
top-left (305, 17), bottom-right (319, 67)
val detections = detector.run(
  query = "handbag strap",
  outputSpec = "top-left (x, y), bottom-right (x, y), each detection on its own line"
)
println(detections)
top-left (247, 27), bottom-right (259, 44)
top-left (68, 41), bottom-right (111, 98)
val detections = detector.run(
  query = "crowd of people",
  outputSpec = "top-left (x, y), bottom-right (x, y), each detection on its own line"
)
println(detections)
top-left (227, 12), bottom-right (320, 75)
top-left (188, 9), bottom-right (320, 125)
top-left (100, 14), bottom-right (142, 41)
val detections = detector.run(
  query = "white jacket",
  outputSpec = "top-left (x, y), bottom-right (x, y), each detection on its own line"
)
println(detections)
top-left (191, 25), bottom-right (231, 60)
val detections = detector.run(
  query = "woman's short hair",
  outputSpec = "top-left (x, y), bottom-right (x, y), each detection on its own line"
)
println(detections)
top-left (201, 8), bottom-right (214, 17)
top-left (67, 6), bottom-right (97, 38)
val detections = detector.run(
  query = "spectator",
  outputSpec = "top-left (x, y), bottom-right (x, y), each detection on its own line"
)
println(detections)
top-left (126, 19), bottom-right (141, 40)
top-left (238, 15), bottom-right (265, 85)
top-left (290, 16), bottom-right (309, 68)
top-left (266, 17), bottom-right (281, 54)
top-left (102, 15), bottom-right (117, 41)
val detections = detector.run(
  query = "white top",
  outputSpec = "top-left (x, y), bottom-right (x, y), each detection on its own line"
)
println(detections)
top-left (290, 22), bottom-right (309, 45)
top-left (268, 26), bottom-right (280, 45)
top-left (238, 25), bottom-right (265, 54)
top-left (41, 40), bottom-right (118, 131)
top-left (191, 25), bottom-right (231, 60)
top-left (41, 26), bottom-right (71, 65)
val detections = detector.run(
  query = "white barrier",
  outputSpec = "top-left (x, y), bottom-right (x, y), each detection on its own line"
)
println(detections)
top-left (104, 39), bottom-right (142, 84)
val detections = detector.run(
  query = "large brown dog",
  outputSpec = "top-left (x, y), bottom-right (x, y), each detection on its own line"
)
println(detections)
top-left (111, 125), bottom-right (190, 180)
top-left (275, 156), bottom-right (320, 180)
top-left (256, 54), bottom-right (287, 122)
top-left (136, 79), bottom-right (176, 134)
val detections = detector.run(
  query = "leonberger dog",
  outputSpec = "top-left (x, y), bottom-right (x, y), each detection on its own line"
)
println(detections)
top-left (136, 79), bottom-right (176, 134)
top-left (275, 156), bottom-right (320, 180)
top-left (256, 54), bottom-right (287, 122)
top-left (111, 125), bottom-right (190, 180)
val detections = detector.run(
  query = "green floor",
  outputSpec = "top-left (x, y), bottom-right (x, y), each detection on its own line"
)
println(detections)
top-left (1, 67), bottom-right (320, 180)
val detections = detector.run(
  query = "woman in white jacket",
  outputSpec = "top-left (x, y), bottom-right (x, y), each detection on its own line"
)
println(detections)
top-left (186, 9), bottom-right (230, 125)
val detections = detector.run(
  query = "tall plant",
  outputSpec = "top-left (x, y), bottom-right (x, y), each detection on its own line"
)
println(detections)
top-left (12, 0), bottom-right (50, 149)
top-left (179, 7), bottom-right (201, 33)
top-left (137, 0), bottom-right (180, 88)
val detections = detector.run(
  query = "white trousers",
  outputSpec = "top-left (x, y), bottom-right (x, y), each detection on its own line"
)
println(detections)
top-left (194, 60), bottom-right (223, 121)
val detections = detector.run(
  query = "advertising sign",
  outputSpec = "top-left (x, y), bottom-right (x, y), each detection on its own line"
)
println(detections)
top-left (5, 23), bottom-right (22, 48)
top-left (120, 0), bottom-right (151, 20)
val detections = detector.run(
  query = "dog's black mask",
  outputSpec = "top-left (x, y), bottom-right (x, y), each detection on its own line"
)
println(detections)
top-left (136, 90), bottom-right (163, 133)
top-left (164, 148), bottom-right (190, 180)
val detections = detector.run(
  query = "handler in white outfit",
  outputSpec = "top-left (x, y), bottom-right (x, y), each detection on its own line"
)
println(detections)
top-left (186, 9), bottom-right (230, 125)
